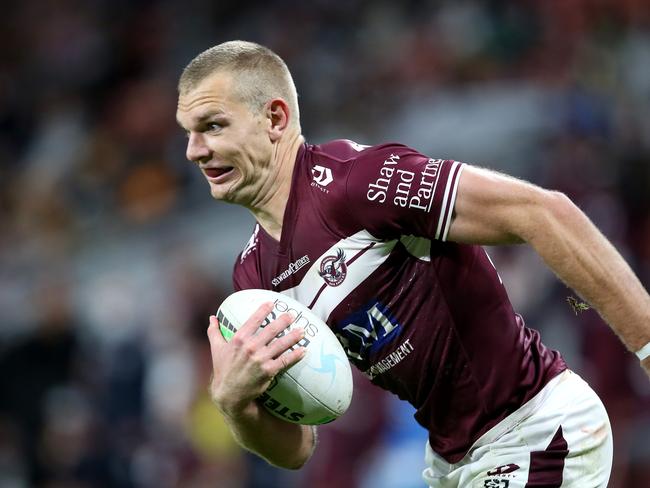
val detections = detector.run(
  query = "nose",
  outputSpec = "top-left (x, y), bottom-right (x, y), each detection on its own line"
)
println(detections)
top-left (186, 132), bottom-right (210, 163)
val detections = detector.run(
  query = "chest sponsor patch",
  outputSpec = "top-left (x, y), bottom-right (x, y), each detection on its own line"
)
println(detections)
top-left (365, 339), bottom-right (414, 380)
top-left (272, 255), bottom-right (310, 287)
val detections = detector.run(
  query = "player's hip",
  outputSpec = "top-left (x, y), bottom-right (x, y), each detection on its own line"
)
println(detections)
top-left (422, 369), bottom-right (612, 487)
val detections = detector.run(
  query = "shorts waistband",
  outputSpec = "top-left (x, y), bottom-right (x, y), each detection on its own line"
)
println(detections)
top-left (469, 369), bottom-right (570, 453)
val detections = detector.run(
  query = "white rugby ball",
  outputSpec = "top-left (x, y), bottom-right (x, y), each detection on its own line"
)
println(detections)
top-left (216, 289), bottom-right (353, 425)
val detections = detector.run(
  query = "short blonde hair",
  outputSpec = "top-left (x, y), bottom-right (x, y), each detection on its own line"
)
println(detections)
top-left (179, 40), bottom-right (300, 126)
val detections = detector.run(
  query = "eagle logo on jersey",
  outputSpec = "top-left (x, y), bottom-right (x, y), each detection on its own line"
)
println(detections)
top-left (319, 248), bottom-right (347, 286)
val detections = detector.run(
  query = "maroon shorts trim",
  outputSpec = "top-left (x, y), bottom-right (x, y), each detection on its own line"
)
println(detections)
top-left (525, 425), bottom-right (569, 487)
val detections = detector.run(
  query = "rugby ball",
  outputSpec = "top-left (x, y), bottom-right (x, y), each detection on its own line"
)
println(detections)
top-left (216, 289), bottom-right (353, 425)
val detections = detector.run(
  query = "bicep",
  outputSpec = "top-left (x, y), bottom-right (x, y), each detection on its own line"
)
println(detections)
top-left (446, 165), bottom-right (554, 245)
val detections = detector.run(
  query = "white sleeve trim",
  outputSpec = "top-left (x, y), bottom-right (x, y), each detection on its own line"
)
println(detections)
top-left (434, 161), bottom-right (464, 241)
top-left (441, 164), bottom-right (465, 242)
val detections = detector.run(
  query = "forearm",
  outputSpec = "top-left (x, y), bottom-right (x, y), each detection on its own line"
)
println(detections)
top-left (219, 400), bottom-right (316, 469)
top-left (206, 310), bottom-right (316, 469)
top-left (525, 192), bottom-right (650, 363)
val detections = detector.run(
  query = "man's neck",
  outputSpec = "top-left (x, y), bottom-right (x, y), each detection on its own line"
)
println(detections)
top-left (250, 130), bottom-right (304, 241)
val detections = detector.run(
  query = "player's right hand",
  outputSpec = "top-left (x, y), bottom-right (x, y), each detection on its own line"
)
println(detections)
top-left (206, 302), bottom-right (306, 418)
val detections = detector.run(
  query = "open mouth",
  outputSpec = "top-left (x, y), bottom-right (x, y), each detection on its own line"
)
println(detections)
top-left (204, 167), bottom-right (234, 180)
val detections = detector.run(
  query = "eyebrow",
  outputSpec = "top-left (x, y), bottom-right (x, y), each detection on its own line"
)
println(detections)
top-left (176, 109), bottom-right (226, 129)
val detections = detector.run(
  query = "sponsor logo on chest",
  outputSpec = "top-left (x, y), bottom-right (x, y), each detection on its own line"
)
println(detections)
top-left (272, 255), bottom-right (311, 287)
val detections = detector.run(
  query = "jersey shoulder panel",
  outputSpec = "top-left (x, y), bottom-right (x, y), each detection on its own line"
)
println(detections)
top-left (310, 139), bottom-right (373, 161)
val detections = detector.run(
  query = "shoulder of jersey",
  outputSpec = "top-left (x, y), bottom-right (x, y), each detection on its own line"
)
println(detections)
top-left (307, 139), bottom-right (412, 193)
top-left (307, 139), bottom-right (377, 192)
top-left (310, 139), bottom-right (412, 166)
top-left (313, 139), bottom-right (372, 159)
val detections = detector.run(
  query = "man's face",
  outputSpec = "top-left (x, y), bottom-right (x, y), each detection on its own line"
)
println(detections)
top-left (176, 71), bottom-right (273, 206)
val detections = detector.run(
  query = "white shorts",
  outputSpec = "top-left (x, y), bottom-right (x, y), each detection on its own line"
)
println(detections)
top-left (422, 370), bottom-right (613, 488)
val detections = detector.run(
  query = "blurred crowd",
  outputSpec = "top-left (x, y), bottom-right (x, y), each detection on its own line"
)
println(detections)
top-left (1, 0), bottom-right (649, 486)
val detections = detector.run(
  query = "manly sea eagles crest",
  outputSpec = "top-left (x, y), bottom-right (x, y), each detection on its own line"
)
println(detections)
top-left (319, 248), bottom-right (347, 286)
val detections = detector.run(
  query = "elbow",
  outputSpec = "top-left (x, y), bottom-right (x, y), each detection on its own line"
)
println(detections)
top-left (285, 439), bottom-right (316, 470)
top-left (544, 190), bottom-right (580, 224)
top-left (268, 436), bottom-right (315, 470)
top-left (283, 426), bottom-right (316, 470)
top-left (285, 456), bottom-right (310, 471)
top-left (269, 452), bottom-right (311, 471)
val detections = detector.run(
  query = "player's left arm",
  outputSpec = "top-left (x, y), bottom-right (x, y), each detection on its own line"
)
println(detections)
top-left (447, 165), bottom-right (650, 377)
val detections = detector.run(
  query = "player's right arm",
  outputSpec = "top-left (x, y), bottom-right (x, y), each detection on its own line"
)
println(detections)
top-left (342, 143), bottom-right (650, 377)
top-left (447, 166), bottom-right (650, 378)
top-left (206, 303), bottom-right (316, 469)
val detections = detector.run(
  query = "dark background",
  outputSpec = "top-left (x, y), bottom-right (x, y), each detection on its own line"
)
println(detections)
top-left (1, 0), bottom-right (649, 486)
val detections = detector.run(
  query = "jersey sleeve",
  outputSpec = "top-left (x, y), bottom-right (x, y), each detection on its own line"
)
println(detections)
top-left (345, 144), bottom-right (465, 241)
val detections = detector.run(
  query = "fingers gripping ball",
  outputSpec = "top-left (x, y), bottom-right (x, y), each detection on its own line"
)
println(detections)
top-left (216, 289), bottom-right (353, 425)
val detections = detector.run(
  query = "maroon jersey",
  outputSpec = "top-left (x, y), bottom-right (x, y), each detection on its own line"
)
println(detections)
top-left (233, 140), bottom-right (566, 463)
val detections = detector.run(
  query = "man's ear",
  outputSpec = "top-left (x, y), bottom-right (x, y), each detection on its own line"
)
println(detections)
top-left (267, 98), bottom-right (290, 142)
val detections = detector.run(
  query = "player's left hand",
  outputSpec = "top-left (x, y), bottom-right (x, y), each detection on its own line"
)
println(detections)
top-left (206, 304), bottom-right (306, 419)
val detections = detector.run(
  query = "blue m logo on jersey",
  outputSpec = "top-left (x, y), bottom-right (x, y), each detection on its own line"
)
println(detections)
top-left (335, 301), bottom-right (400, 364)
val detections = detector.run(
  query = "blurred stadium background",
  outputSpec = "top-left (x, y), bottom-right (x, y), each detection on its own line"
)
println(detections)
top-left (1, 0), bottom-right (649, 486)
